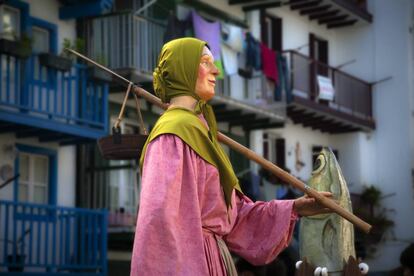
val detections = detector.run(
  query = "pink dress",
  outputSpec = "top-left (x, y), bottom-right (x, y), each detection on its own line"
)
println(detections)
top-left (130, 134), bottom-right (298, 275)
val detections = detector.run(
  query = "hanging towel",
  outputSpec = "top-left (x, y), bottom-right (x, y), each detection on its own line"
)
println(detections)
top-left (214, 59), bottom-right (225, 80)
top-left (246, 32), bottom-right (261, 71)
top-left (274, 53), bottom-right (292, 102)
top-left (260, 43), bottom-right (278, 82)
top-left (222, 23), bottom-right (243, 52)
top-left (221, 44), bottom-right (238, 75)
top-left (192, 11), bottom-right (221, 60)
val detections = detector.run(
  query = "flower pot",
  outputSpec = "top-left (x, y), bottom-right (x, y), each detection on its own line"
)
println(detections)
top-left (87, 66), bottom-right (112, 83)
top-left (0, 38), bottom-right (31, 59)
top-left (39, 53), bottom-right (73, 71)
top-left (7, 254), bottom-right (25, 272)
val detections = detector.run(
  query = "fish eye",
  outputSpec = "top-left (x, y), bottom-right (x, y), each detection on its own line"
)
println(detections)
top-left (312, 154), bottom-right (326, 174)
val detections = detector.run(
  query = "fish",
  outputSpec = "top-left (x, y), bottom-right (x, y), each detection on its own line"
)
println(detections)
top-left (299, 147), bottom-right (356, 275)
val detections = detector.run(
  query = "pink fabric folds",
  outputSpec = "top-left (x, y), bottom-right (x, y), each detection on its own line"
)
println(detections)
top-left (260, 43), bottom-right (279, 82)
top-left (130, 134), bottom-right (297, 275)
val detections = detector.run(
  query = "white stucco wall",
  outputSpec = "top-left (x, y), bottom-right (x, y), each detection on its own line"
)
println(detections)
top-left (57, 146), bottom-right (76, 207)
top-left (25, 0), bottom-right (76, 54)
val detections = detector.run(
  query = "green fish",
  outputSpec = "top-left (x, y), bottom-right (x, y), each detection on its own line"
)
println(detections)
top-left (299, 147), bottom-right (356, 275)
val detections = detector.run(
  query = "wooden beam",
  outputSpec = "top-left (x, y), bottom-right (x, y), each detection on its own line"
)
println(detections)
top-left (327, 19), bottom-right (358, 29)
top-left (300, 4), bottom-right (331, 15)
top-left (229, 0), bottom-right (258, 4)
top-left (242, 1), bottom-right (282, 12)
top-left (291, 0), bottom-right (321, 10)
top-left (304, 118), bottom-right (336, 128)
top-left (212, 103), bottom-right (227, 112)
top-left (244, 118), bottom-right (270, 127)
top-left (38, 133), bottom-right (70, 142)
top-left (244, 122), bottom-right (284, 131)
top-left (215, 110), bottom-right (243, 119)
top-left (60, 138), bottom-right (95, 146)
top-left (299, 114), bottom-right (325, 124)
top-left (183, 0), bottom-right (248, 28)
top-left (318, 14), bottom-right (349, 24)
top-left (0, 123), bottom-right (16, 133)
top-left (309, 10), bottom-right (339, 20)
top-left (330, 127), bottom-right (360, 134)
top-left (15, 127), bottom-right (44, 138)
top-left (225, 114), bottom-right (258, 125)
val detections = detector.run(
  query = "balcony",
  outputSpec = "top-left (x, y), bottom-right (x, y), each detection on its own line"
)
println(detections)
top-left (87, 12), bottom-right (286, 131)
top-left (285, 50), bottom-right (375, 133)
top-left (86, 12), bottom-right (165, 85)
top-left (229, 0), bottom-right (372, 29)
top-left (0, 200), bottom-right (107, 275)
top-left (0, 52), bottom-right (109, 144)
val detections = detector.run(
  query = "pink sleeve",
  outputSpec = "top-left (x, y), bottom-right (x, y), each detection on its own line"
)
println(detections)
top-left (224, 194), bottom-right (298, 265)
top-left (130, 135), bottom-right (209, 275)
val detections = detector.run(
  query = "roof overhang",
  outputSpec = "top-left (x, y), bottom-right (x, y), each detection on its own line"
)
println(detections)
top-left (230, 0), bottom-right (372, 29)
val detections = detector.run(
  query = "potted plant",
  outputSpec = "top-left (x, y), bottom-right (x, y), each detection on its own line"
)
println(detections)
top-left (38, 37), bottom-right (87, 72)
top-left (2, 229), bottom-right (30, 272)
top-left (38, 38), bottom-right (75, 71)
top-left (0, 29), bottom-right (33, 59)
top-left (87, 53), bottom-right (112, 82)
top-left (353, 185), bottom-right (394, 257)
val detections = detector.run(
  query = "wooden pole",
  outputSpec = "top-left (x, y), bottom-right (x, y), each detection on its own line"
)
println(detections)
top-left (65, 48), bottom-right (372, 234)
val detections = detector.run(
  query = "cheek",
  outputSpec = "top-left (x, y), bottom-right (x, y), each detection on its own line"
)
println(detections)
top-left (195, 66), bottom-right (214, 101)
top-left (197, 66), bottom-right (208, 82)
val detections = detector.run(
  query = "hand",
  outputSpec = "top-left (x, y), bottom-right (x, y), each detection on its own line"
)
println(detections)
top-left (293, 192), bottom-right (333, 217)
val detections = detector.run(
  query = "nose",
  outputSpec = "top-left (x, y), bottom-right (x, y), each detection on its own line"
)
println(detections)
top-left (211, 63), bottom-right (220, 76)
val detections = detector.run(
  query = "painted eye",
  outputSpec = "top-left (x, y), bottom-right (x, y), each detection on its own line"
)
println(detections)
top-left (312, 154), bottom-right (326, 174)
top-left (359, 263), bottom-right (369, 274)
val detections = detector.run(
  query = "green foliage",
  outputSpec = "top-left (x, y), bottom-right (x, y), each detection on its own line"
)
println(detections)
top-left (354, 185), bottom-right (395, 258)
top-left (17, 33), bottom-right (33, 58)
top-left (61, 37), bottom-right (85, 60)
top-left (360, 185), bottom-right (381, 206)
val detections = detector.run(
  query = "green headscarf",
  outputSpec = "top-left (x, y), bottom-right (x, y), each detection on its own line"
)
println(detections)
top-left (153, 37), bottom-right (218, 139)
top-left (141, 37), bottom-right (243, 208)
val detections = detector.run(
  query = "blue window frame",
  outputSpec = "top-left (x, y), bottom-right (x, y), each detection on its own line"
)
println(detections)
top-left (2, 0), bottom-right (30, 34)
top-left (30, 17), bottom-right (57, 54)
top-left (14, 144), bottom-right (57, 206)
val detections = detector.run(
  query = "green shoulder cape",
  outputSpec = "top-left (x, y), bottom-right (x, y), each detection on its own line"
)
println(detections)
top-left (139, 108), bottom-right (243, 208)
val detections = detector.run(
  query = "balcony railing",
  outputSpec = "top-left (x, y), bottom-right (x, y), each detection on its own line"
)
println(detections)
top-left (86, 12), bottom-right (165, 76)
top-left (0, 53), bottom-right (109, 139)
top-left (0, 200), bottom-right (107, 274)
top-left (286, 50), bottom-right (373, 121)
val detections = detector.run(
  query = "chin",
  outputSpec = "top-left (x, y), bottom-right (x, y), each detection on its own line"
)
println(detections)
top-left (197, 90), bottom-right (215, 101)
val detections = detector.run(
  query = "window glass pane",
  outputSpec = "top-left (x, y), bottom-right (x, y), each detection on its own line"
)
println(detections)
top-left (1, 6), bottom-right (20, 40)
top-left (34, 186), bottom-right (47, 204)
top-left (18, 183), bottom-right (28, 201)
top-left (32, 27), bottom-right (49, 53)
top-left (34, 156), bottom-right (48, 184)
top-left (109, 186), bottom-right (119, 211)
top-left (19, 154), bottom-right (29, 181)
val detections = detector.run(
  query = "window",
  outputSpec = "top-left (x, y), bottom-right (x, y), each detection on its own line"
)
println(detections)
top-left (32, 26), bottom-right (50, 53)
top-left (260, 11), bottom-right (282, 52)
top-left (18, 152), bottom-right (49, 204)
top-left (0, 5), bottom-right (20, 40)
top-left (263, 133), bottom-right (285, 168)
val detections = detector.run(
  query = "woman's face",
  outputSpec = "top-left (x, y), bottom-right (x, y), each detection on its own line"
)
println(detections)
top-left (195, 46), bottom-right (219, 101)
